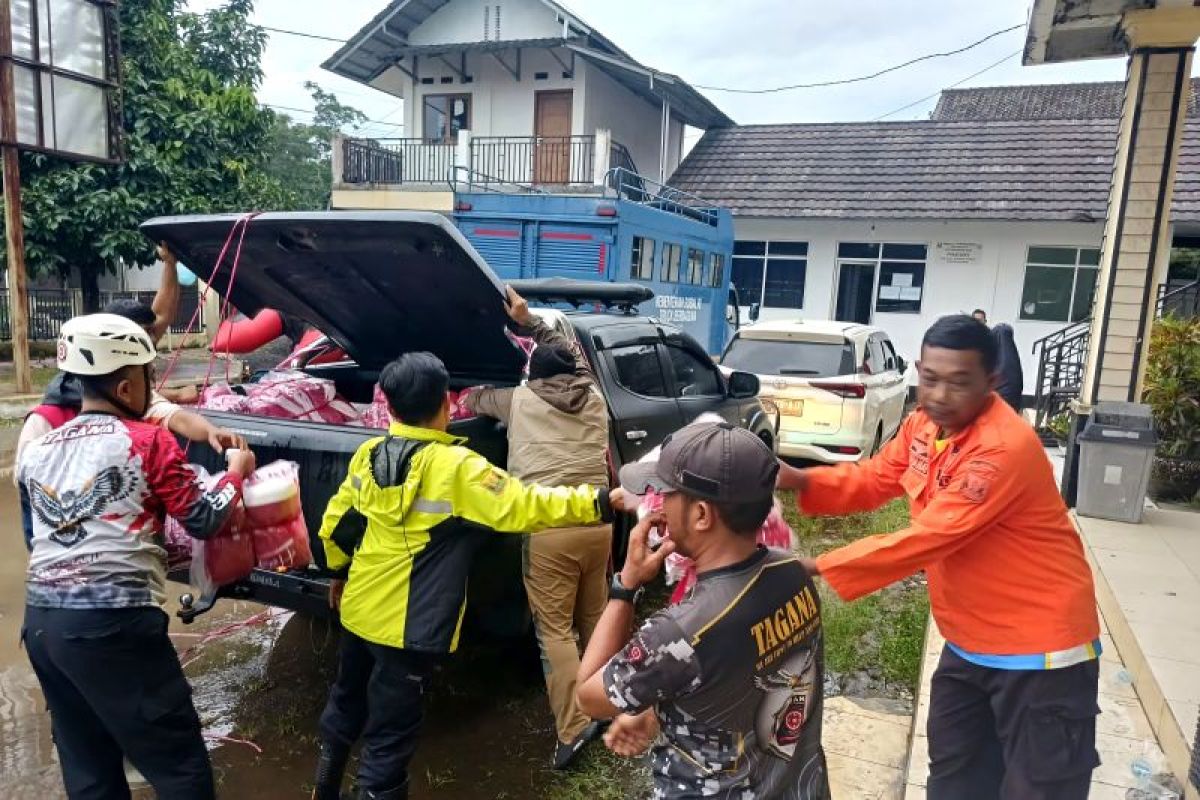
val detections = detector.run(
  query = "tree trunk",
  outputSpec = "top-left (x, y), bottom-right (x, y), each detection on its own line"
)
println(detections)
top-left (80, 267), bottom-right (101, 312)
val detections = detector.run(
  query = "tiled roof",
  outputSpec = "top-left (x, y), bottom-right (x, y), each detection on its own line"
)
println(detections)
top-left (932, 79), bottom-right (1200, 121)
top-left (669, 118), bottom-right (1200, 223)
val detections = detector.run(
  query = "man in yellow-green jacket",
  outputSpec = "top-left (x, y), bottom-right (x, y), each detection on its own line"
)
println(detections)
top-left (311, 351), bottom-right (618, 800)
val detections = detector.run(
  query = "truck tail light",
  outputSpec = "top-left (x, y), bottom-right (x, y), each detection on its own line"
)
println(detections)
top-left (812, 381), bottom-right (867, 399)
top-left (454, 201), bottom-right (473, 211)
top-left (596, 205), bottom-right (617, 217)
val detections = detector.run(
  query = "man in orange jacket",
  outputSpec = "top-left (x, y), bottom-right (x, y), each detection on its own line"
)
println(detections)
top-left (778, 315), bottom-right (1100, 800)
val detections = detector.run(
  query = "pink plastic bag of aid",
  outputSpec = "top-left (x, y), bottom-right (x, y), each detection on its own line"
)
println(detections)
top-left (358, 384), bottom-right (391, 430)
top-left (181, 466), bottom-right (254, 594)
top-left (628, 413), bottom-right (796, 604)
top-left (242, 460), bottom-right (312, 571)
top-left (244, 372), bottom-right (360, 425)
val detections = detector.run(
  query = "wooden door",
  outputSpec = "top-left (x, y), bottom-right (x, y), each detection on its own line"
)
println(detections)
top-left (534, 90), bottom-right (573, 184)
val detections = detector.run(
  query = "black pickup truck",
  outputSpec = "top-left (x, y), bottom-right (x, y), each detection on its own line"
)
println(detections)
top-left (141, 211), bottom-right (776, 629)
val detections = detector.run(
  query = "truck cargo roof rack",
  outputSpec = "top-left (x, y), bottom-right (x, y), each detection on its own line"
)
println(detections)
top-left (508, 278), bottom-right (653, 313)
top-left (602, 167), bottom-right (722, 227)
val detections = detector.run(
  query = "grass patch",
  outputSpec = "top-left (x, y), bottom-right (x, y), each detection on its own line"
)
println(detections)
top-left (540, 746), bottom-right (652, 800)
top-left (780, 494), bottom-right (930, 694)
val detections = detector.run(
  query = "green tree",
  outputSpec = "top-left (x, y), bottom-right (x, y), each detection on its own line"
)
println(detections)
top-left (5, 0), bottom-right (292, 310)
top-left (264, 82), bottom-right (367, 210)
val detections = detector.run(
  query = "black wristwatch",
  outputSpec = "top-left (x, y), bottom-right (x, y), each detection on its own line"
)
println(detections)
top-left (610, 573), bottom-right (644, 605)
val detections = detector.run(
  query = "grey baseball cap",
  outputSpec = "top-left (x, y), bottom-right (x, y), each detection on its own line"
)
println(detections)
top-left (619, 422), bottom-right (778, 503)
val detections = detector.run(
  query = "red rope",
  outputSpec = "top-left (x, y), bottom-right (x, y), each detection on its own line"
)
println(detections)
top-left (156, 214), bottom-right (257, 392)
top-left (197, 213), bottom-right (260, 395)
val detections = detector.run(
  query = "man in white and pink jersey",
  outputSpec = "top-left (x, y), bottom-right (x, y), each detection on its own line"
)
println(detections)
top-left (18, 314), bottom-right (256, 800)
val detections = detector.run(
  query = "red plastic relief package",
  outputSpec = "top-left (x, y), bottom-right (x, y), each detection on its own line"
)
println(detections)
top-left (358, 383), bottom-right (391, 430)
top-left (185, 466), bottom-right (253, 593)
top-left (244, 371), bottom-right (360, 425)
top-left (243, 460), bottom-right (312, 571)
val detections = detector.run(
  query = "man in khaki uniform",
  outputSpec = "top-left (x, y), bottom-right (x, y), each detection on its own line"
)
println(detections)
top-left (467, 287), bottom-right (611, 768)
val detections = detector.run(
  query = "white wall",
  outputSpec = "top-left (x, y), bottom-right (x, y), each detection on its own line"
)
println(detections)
top-left (732, 217), bottom-right (1106, 388)
top-left (408, 0), bottom-right (562, 46)
top-left (580, 60), bottom-right (680, 181)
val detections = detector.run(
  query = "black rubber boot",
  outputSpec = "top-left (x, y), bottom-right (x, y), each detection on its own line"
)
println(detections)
top-left (311, 741), bottom-right (351, 800)
top-left (356, 785), bottom-right (408, 800)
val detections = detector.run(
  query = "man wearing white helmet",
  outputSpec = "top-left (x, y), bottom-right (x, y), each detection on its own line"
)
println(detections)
top-left (17, 314), bottom-right (257, 800)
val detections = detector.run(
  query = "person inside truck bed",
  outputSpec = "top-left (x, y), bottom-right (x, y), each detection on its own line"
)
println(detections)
top-left (18, 313), bottom-right (257, 800)
top-left (465, 286), bottom-right (612, 769)
top-left (312, 351), bottom-right (623, 800)
top-left (777, 314), bottom-right (1101, 799)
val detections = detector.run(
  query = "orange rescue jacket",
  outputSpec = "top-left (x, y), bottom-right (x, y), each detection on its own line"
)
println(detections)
top-left (801, 395), bottom-right (1099, 655)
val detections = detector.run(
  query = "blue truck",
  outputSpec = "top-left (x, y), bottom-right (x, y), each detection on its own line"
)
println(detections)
top-left (453, 168), bottom-right (739, 355)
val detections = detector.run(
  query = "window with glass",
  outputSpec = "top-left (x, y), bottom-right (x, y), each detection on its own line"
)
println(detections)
top-left (423, 94), bottom-right (470, 144)
top-left (609, 344), bottom-right (668, 397)
top-left (1019, 246), bottom-right (1101, 322)
top-left (666, 345), bottom-right (723, 397)
top-left (732, 240), bottom-right (807, 309)
top-left (686, 249), bottom-right (705, 285)
top-left (708, 253), bottom-right (725, 288)
top-left (661, 243), bottom-right (682, 283)
top-left (835, 242), bottom-right (928, 314)
top-left (630, 237), bottom-right (655, 281)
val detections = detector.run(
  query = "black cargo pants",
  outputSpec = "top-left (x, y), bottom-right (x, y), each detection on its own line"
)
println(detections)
top-left (319, 628), bottom-right (435, 795)
top-left (927, 646), bottom-right (1100, 800)
top-left (22, 606), bottom-right (214, 800)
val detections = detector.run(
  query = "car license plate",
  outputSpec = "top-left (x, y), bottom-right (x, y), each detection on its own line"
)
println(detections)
top-left (776, 399), bottom-right (804, 416)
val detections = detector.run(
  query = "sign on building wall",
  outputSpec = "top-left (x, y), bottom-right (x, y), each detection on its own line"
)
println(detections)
top-left (935, 241), bottom-right (982, 265)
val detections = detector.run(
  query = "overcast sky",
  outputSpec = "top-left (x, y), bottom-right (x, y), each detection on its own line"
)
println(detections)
top-left (187, 0), bottom-right (1148, 141)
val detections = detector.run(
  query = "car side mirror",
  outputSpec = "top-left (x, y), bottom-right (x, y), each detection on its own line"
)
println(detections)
top-left (728, 370), bottom-right (759, 399)
top-left (749, 302), bottom-right (761, 322)
top-left (897, 357), bottom-right (907, 373)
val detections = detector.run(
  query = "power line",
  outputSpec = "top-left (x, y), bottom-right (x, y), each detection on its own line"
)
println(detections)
top-left (255, 24), bottom-right (348, 43)
top-left (262, 103), bottom-right (406, 131)
top-left (694, 24), bottom-right (1023, 94)
top-left (873, 49), bottom-right (1022, 120)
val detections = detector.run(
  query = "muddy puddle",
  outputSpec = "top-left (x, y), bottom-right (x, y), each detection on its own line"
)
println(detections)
top-left (1, 481), bottom-right (649, 799)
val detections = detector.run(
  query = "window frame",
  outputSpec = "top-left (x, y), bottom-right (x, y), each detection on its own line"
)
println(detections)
top-left (731, 240), bottom-right (808, 310)
top-left (834, 241), bottom-right (929, 319)
top-left (1018, 245), bottom-right (1102, 323)
top-left (630, 236), bottom-right (656, 281)
top-left (664, 342), bottom-right (724, 398)
top-left (686, 248), bottom-right (706, 285)
top-left (422, 93), bottom-right (472, 144)
top-left (605, 342), bottom-right (670, 398)
top-left (708, 252), bottom-right (725, 288)
top-left (661, 243), bottom-right (682, 283)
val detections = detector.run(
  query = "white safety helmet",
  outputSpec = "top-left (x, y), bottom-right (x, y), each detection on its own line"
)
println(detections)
top-left (57, 313), bottom-right (157, 376)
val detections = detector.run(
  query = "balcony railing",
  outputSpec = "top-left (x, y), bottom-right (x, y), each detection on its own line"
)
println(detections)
top-left (339, 133), bottom-right (605, 187)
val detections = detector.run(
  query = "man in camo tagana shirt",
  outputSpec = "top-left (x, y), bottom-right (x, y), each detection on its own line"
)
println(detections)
top-left (577, 423), bottom-right (829, 799)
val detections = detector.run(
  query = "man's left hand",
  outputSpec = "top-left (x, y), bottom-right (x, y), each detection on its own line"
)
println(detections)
top-left (620, 513), bottom-right (675, 590)
top-left (604, 710), bottom-right (660, 757)
top-left (208, 428), bottom-right (247, 454)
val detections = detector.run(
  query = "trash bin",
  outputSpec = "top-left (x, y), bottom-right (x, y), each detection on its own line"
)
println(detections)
top-left (1076, 402), bottom-right (1157, 523)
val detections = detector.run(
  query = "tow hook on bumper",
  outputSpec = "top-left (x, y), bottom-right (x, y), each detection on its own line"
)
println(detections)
top-left (177, 591), bottom-right (218, 624)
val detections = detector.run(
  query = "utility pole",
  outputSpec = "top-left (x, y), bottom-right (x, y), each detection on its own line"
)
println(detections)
top-left (0, 0), bottom-right (31, 394)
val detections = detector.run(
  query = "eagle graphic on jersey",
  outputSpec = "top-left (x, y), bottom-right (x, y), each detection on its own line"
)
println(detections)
top-left (27, 466), bottom-right (137, 547)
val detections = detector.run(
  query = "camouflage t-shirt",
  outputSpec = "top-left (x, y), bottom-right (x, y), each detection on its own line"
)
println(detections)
top-left (603, 547), bottom-right (828, 800)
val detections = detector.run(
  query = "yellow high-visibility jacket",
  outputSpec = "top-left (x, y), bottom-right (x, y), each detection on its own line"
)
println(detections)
top-left (319, 422), bottom-right (611, 653)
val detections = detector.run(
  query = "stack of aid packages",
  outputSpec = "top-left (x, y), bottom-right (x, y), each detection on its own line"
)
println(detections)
top-left (164, 457), bottom-right (313, 594)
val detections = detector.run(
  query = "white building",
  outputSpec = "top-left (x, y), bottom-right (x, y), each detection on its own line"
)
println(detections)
top-left (668, 81), bottom-right (1200, 394)
top-left (322, 0), bottom-right (730, 211)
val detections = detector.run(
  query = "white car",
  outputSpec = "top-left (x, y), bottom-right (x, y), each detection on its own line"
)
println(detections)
top-left (720, 320), bottom-right (907, 463)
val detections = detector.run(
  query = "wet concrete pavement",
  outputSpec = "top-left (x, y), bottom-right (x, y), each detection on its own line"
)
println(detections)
top-left (0, 481), bottom-right (649, 799)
